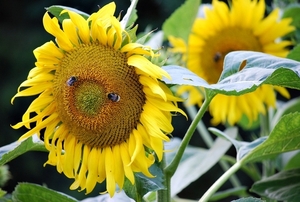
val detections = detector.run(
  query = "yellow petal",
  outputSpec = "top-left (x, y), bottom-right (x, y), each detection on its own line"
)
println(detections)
top-left (128, 55), bottom-right (170, 80)
top-left (105, 147), bottom-right (116, 197)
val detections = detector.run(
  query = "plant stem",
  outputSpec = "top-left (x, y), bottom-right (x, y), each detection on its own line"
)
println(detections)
top-left (260, 112), bottom-right (275, 178)
top-left (222, 155), bottom-right (261, 181)
top-left (157, 153), bottom-right (171, 202)
top-left (184, 104), bottom-right (241, 187)
top-left (158, 90), bottom-right (215, 202)
top-left (165, 94), bottom-right (214, 177)
top-left (199, 161), bottom-right (242, 202)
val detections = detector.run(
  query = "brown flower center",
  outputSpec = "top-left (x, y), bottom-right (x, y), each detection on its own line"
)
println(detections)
top-left (193, 27), bottom-right (262, 84)
top-left (53, 43), bottom-right (145, 148)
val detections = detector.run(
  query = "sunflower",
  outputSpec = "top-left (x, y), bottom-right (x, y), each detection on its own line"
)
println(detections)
top-left (170, 0), bottom-right (295, 125)
top-left (11, 2), bottom-right (185, 197)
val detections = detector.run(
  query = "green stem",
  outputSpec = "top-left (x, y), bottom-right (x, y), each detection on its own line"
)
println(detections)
top-left (260, 112), bottom-right (275, 178)
top-left (157, 153), bottom-right (171, 202)
top-left (165, 93), bottom-right (214, 177)
top-left (222, 155), bottom-right (261, 181)
top-left (158, 90), bottom-right (215, 202)
top-left (184, 104), bottom-right (241, 187)
top-left (199, 161), bottom-right (242, 202)
top-left (259, 113), bottom-right (270, 137)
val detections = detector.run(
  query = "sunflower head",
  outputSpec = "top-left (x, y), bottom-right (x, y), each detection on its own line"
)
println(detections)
top-left (169, 0), bottom-right (294, 125)
top-left (12, 2), bottom-right (185, 197)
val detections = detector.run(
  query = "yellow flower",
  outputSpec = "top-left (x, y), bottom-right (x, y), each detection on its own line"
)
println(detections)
top-left (171, 0), bottom-right (294, 125)
top-left (12, 2), bottom-right (185, 197)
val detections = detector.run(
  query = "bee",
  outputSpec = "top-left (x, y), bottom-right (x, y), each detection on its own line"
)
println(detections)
top-left (66, 76), bottom-right (77, 86)
top-left (108, 93), bottom-right (120, 102)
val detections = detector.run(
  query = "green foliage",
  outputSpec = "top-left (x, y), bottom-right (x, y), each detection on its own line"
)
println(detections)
top-left (211, 112), bottom-right (300, 164)
top-left (250, 168), bottom-right (300, 201)
top-left (242, 112), bottom-right (300, 164)
top-left (271, 97), bottom-right (300, 128)
top-left (164, 128), bottom-right (237, 197)
top-left (282, 4), bottom-right (300, 43)
top-left (11, 183), bottom-right (78, 202)
top-left (123, 162), bottom-right (164, 202)
top-left (288, 44), bottom-right (300, 61)
top-left (210, 187), bottom-right (249, 201)
top-left (282, 5), bottom-right (300, 29)
top-left (46, 5), bottom-right (89, 23)
top-left (284, 151), bottom-right (300, 170)
top-left (163, 51), bottom-right (300, 95)
top-left (237, 114), bottom-right (261, 131)
top-left (231, 197), bottom-right (265, 202)
top-left (162, 0), bottom-right (200, 42)
top-left (0, 166), bottom-right (10, 187)
top-left (0, 137), bottom-right (46, 166)
top-left (120, 0), bottom-right (138, 30)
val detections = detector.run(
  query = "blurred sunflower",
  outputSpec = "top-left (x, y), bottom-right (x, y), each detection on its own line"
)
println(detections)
top-left (170, 0), bottom-right (295, 125)
top-left (11, 2), bottom-right (185, 197)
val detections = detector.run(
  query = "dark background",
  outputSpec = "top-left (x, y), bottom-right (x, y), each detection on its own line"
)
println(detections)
top-left (0, 0), bottom-right (288, 201)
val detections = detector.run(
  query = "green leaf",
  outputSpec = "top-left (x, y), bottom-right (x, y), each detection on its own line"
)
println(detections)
top-left (237, 114), bottom-right (261, 130)
top-left (271, 97), bottom-right (300, 129)
top-left (0, 165), bottom-right (10, 187)
top-left (282, 4), bottom-right (300, 29)
top-left (162, 0), bottom-right (200, 42)
top-left (0, 136), bottom-right (46, 166)
top-left (250, 168), bottom-right (300, 201)
top-left (123, 162), bottom-right (164, 201)
top-left (242, 112), bottom-right (300, 164)
top-left (80, 191), bottom-right (133, 202)
top-left (162, 51), bottom-right (300, 95)
top-left (0, 189), bottom-right (7, 197)
top-left (209, 128), bottom-right (267, 161)
top-left (210, 187), bottom-right (248, 201)
top-left (284, 151), bottom-right (300, 170)
top-left (287, 44), bottom-right (300, 62)
top-left (120, 0), bottom-right (138, 30)
top-left (231, 197), bottom-right (265, 202)
top-left (236, 137), bottom-right (268, 162)
top-left (12, 183), bottom-right (78, 202)
top-left (46, 5), bottom-right (89, 23)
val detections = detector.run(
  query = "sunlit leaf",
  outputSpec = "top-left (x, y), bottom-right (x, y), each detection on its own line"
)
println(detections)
top-left (231, 197), bottom-right (265, 202)
top-left (209, 127), bottom-right (267, 162)
top-left (242, 112), bottom-right (300, 164)
top-left (81, 191), bottom-right (134, 202)
top-left (162, 0), bottom-right (200, 42)
top-left (236, 137), bottom-right (268, 162)
top-left (46, 5), bottom-right (89, 23)
top-left (250, 168), bottom-right (300, 201)
top-left (12, 183), bottom-right (78, 202)
top-left (162, 51), bottom-right (300, 96)
top-left (0, 136), bottom-right (46, 166)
